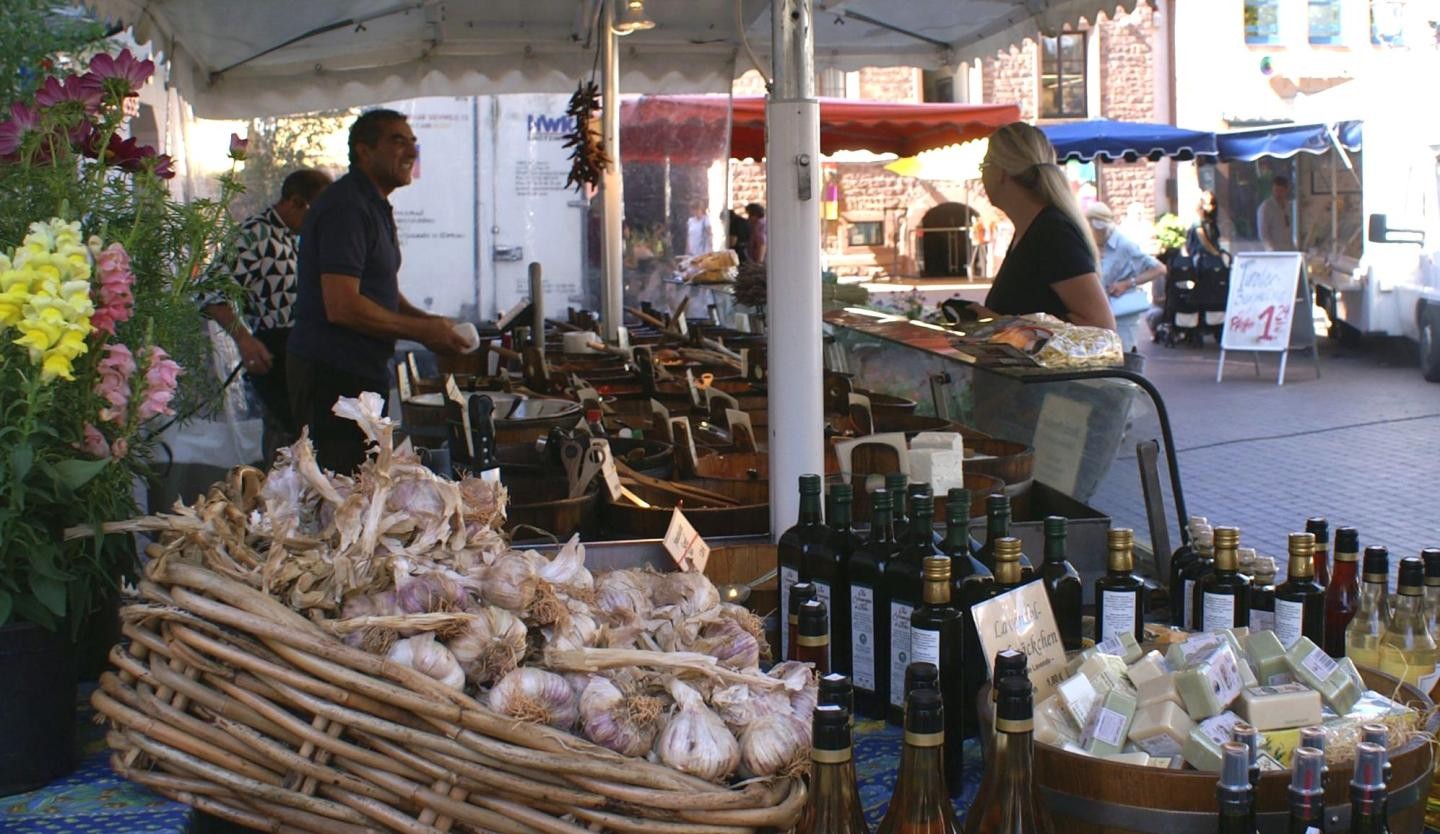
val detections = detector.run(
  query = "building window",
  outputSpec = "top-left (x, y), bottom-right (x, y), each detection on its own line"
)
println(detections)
top-left (1039, 32), bottom-right (1087, 119)
top-left (1245, 0), bottom-right (1281, 44)
top-left (848, 221), bottom-right (884, 247)
top-left (1371, 0), bottom-right (1407, 45)
top-left (1309, 0), bottom-right (1343, 43)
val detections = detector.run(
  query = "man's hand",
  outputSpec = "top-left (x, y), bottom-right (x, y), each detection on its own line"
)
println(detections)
top-left (237, 331), bottom-right (274, 374)
top-left (420, 317), bottom-right (472, 355)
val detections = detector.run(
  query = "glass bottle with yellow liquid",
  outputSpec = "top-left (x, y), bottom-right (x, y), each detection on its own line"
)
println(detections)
top-left (1421, 548), bottom-right (1440, 639)
top-left (1345, 546), bottom-right (1392, 671)
top-left (1378, 557), bottom-right (1437, 687)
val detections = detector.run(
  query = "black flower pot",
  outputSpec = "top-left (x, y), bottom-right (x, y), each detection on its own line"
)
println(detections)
top-left (0, 620), bottom-right (78, 796)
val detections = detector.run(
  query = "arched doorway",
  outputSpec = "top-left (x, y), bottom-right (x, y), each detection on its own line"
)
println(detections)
top-left (919, 202), bottom-right (975, 278)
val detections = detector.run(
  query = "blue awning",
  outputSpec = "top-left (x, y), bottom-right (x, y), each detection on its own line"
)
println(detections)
top-left (1215, 120), bottom-right (1363, 161)
top-left (1040, 119), bottom-right (1219, 163)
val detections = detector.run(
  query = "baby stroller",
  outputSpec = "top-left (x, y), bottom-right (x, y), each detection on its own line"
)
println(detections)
top-left (1156, 251), bottom-right (1230, 347)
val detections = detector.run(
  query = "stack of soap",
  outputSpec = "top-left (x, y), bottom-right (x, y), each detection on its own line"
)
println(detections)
top-left (1236, 683), bottom-right (1323, 731)
top-left (1094, 631), bottom-right (1144, 664)
top-left (1175, 641), bottom-right (1246, 719)
top-left (1167, 633), bottom-right (1223, 670)
top-left (1056, 673), bottom-right (1100, 728)
top-left (1101, 751), bottom-right (1151, 766)
top-left (1181, 712), bottom-right (1247, 771)
top-left (909, 433), bottom-right (964, 493)
top-left (1035, 694), bottom-right (1082, 747)
top-left (1077, 652), bottom-right (1135, 697)
top-left (1080, 688), bottom-right (1138, 756)
top-left (1285, 637), bottom-right (1364, 714)
top-left (1246, 631), bottom-right (1293, 686)
top-left (1128, 700), bottom-right (1193, 758)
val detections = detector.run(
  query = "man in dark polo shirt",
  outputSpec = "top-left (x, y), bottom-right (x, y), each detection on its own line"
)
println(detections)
top-left (288, 109), bottom-right (470, 472)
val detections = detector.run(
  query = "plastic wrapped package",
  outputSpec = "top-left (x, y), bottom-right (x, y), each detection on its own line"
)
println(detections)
top-left (1024, 313), bottom-right (1124, 369)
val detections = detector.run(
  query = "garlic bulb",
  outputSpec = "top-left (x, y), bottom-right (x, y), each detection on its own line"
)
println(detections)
top-left (392, 558), bottom-right (472, 613)
top-left (769, 661), bottom-right (819, 720)
top-left (446, 606), bottom-right (528, 685)
top-left (481, 554), bottom-right (539, 612)
top-left (656, 679), bottom-right (739, 782)
top-left (653, 571), bottom-right (721, 617)
top-left (537, 534), bottom-right (595, 594)
top-left (709, 683), bottom-right (790, 735)
top-left (717, 603), bottom-right (771, 662)
top-left (695, 618), bottom-right (760, 670)
top-left (579, 676), bottom-right (663, 757)
top-left (544, 599), bottom-right (604, 652)
top-left (341, 590), bottom-right (398, 619)
top-left (739, 711), bottom-right (810, 777)
top-left (386, 633), bottom-right (466, 690)
top-left (594, 569), bottom-right (654, 624)
top-left (487, 668), bottom-right (579, 730)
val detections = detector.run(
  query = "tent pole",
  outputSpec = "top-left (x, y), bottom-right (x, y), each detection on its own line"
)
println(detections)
top-left (599, 0), bottom-right (624, 341)
top-left (767, 0), bottom-right (824, 539)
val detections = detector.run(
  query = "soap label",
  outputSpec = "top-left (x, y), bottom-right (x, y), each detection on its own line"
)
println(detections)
top-left (1198, 711), bottom-right (1244, 745)
top-left (1203, 592), bottom-right (1236, 632)
top-left (1301, 647), bottom-right (1339, 681)
top-left (1274, 599), bottom-right (1304, 648)
top-left (780, 566), bottom-right (798, 660)
top-left (813, 580), bottom-right (833, 666)
top-left (1135, 732), bottom-right (1183, 758)
top-left (850, 584), bottom-right (876, 690)
top-left (1100, 591), bottom-right (1137, 642)
top-left (1083, 706), bottom-right (1128, 749)
top-left (1095, 633), bottom-right (1125, 657)
top-left (912, 627), bottom-right (942, 672)
top-left (889, 602), bottom-right (914, 708)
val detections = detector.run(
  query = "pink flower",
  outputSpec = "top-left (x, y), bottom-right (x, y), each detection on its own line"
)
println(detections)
top-left (89, 50), bottom-right (155, 100)
top-left (77, 423), bottom-right (110, 459)
top-left (103, 134), bottom-right (149, 167)
top-left (34, 73), bottom-right (102, 114)
top-left (0, 102), bottom-right (41, 157)
top-left (91, 242), bottom-right (136, 336)
top-left (95, 343), bottom-right (136, 424)
top-left (110, 437), bottom-right (129, 460)
top-left (228, 132), bottom-right (248, 161)
top-left (138, 345), bottom-right (181, 421)
top-left (152, 153), bottom-right (176, 179)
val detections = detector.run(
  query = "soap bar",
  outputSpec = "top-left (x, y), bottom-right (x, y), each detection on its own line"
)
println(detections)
top-left (1167, 633), bottom-right (1223, 670)
top-left (1181, 711), bottom-right (1247, 771)
top-left (1237, 683), bottom-right (1323, 731)
top-left (1175, 642), bottom-right (1246, 719)
top-left (1136, 672), bottom-right (1184, 708)
top-left (1060, 742), bottom-right (1093, 757)
top-left (1285, 637), bottom-right (1363, 715)
top-left (1126, 651), bottom-right (1171, 689)
top-left (1066, 647), bottom-right (1096, 677)
top-left (1080, 688), bottom-right (1138, 756)
top-left (1128, 699), bottom-right (1194, 759)
top-left (1095, 630), bottom-right (1143, 664)
top-left (1101, 751), bottom-right (1151, 766)
top-left (1057, 672), bottom-right (1100, 728)
top-left (1246, 631), bottom-right (1292, 685)
top-left (1079, 652), bottom-right (1135, 697)
top-left (1035, 694), bottom-right (1082, 747)
top-left (910, 431), bottom-right (965, 452)
top-left (909, 448), bottom-right (964, 494)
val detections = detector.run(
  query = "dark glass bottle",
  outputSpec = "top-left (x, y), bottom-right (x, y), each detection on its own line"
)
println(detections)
top-left (820, 673), bottom-right (855, 720)
top-left (960, 663), bottom-right (1052, 834)
top-left (883, 493), bottom-right (941, 725)
top-left (1325, 527), bottom-right (1362, 658)
top-left (1349, 743), bottom-right (1390, 834)
top-left (778, 474), bottom-right (830, 661)
top-left (910, 556), bottom-right (965, 795)
top-left (1275, 532), bottom-right (1327, 649)
top-left (787, 582), bottom-right (817, 663)
top-left (1040, 516), bottom-right (1083, 651)
top-left (944, 488), bottom-right (992, 602)
top-left (849, 489), bottom-right (899, 719)
top-left (1196, 526), bottom-right (1251, 632)
top-left (814, 483), bottom-right (862, 676)
top-left (797, 598), bottom-right (831, 676)
top-left (905, 482), bottom-right (944, 549)
top-left (960, 537), bottom-right (1023, 740)
top-left (1095, 527), bottom-right (1146, 644)
top-left (1249, 556), bottom-right (1277, 633)
top-left (905, 661), bottom-right (939, 699)
top-left (976, 493), bottom-right (1009, 572)
top-left (877, 688), bottom-right (960, 834)
top-left (797, 705), bottom-right (871, 834)
top-left (1288, 747), bottom-right (1327, 834)
top-left (1179, 524), bottom-right (1216, 630)
top-left (943, 487), bottom-right (984, 555)
top-left (1170, 516), bottom-right (1208, 626)
top-left (1233, 723), bottom-right (1262, 833)
top-left (1307, 517), bottom-right (1331, 587)
top-left (1217, 742), bottom-right (1257, 834)
top-left (888, 473), bottom-right (911, 543)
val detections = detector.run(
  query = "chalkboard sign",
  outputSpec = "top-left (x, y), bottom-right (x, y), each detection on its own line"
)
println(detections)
top-left (1220, 252), bottom-right (1305, 352)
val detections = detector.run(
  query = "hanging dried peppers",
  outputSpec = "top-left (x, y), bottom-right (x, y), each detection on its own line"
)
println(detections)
top-left (564, 79), bottom-right (610, 192)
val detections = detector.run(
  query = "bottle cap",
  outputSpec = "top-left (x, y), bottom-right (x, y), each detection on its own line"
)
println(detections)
top-left (819, 674), bottom-right (853, 711)
top-left (828, 482), bottom-right (853, 503)
top-left (1231, 723), bottom-right (1260, 764)
top-left (946, 488), bottom-right (971, 520)
top-left (811, 704), bottom-right (851, 752)
top-left (986, 493), bottom-right (1010, 514)
top-left (1361, 723), bottom-right (1388, 750)
top-left (1335, 526), bottom-right (1359, 554)
top-left (910, 492), bottom-right (934, 517)
top-left (1363, 546), bottom-right (1389, 580)
top-left (995, 537), bottom-right (1022, 561)
top-left (1044, 516), bottom-right (1067, 537)
top-left (1194, 525), bottom-right (1214, 549)
top-left (993, 649), bottom-right (1029, 701)
top-left (1290, 747), bottom-right (1326, 798)
top-left (870, 488), bottom-right (892, 511)
top-left (885, 472), bottom-right (908, 495)
top-left (788, 582), bottom-right (816, 619)
top-left (1352, 742), bottom-right (1386, 791)
top-left (1107, 528), bottom-right (1134, 572)
top-left (1187, 515), bottom-right (1210, 532)
top-left (1306, 517), bottom-right (1329, 543)
top-left (1299, 725), bottom-right (1326, 753)
top-left (1398, 557), bottom-right (1424, 593)
top-left (903, 662), bottom-right (939, 698)
top-left (1219, 742), bottom-right (1251, 790)
top-left (922, 555), bottom-right (952, 582)
top-left (1423, 548), bottom-right (1440, 584)
top-left (1213, 527), bottom-right (1241, 570)
top-left (1107, 527), bottom-right (1134, 549)
top-left (798, 599), bottom-right (828, 639)
top-left (798, 473), bottom-right (822, 494)
top-left (1251, 556), bottom-right (1277, 582)
top-left (1288, 532), bottom-right (1316, 558)
top-left (1214, 526), bottom-right (1240, 548)
top-left (994, 668), bottom-right (1034, 723)
top-left (904, 687), bottom-right (945, 737)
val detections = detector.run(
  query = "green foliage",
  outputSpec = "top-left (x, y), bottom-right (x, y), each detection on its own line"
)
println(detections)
top-left (234, 110), bottom-right (353, 217)
top-left (0, 2), bottom-right (108, 108)
top-left (1154, 213), bottom-right (1187, 253)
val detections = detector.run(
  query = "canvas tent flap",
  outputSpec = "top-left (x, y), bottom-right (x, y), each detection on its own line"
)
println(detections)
top-left (1040, 119), bottom-right (1218, 163)
top-left (87, 0), bottom-right (1144, 118)
top-left (1216, 120), bottom-right (1363, 161)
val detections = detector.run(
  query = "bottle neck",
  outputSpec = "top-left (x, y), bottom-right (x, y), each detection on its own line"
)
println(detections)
top-left (1359, 577), bottom-right (1388, 606)
top-left (808, 750), bottom-right (864, 824)
top-left (798, 492), bottom-right (822, 525)
top-left (992, 722), bottom-right (1038, 816)
top-left (893, 734), bottom-right (951, 813)
top-left (987, 510), bottom-right (1010, 542)
top-left (922, 577), bottom-right (951, 606)
top-left (1349, 796), bottom-right (1389, 834)
top-left (944, 514), bottom-right (970, 555)
top-left (1331, 558), bottom-right (1359, 583)
top-left (1391, 590), bottom-right (1424, 620)
top-left (909, 510), bottom-right (933, 546)
top-left (1044, 533), bottom-right (1066, 564)
top-left (869, 508), bottom-right (895, 545)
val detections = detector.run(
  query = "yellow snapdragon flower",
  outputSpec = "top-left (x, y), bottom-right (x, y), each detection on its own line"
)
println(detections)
top-left (2, 218), bottom-right (96, 381)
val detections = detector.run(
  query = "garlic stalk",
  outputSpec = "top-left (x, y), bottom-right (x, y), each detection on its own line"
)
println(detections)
top-left (579, 675), bottom-right (663, 757)
top-left (739, 711), bottom-right (810, 777)
top-left (487, 668), bottom-right (579, 730)
top-left (386, 633), bottom-right (465, 690)
top-left (655, 679), bottom-right (739, 782)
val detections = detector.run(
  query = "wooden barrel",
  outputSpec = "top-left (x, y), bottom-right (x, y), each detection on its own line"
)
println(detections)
top-left (501, 474), bottom-right (600, 542)
top-left (603, 479), bottom-right (769, 539)
top-left (491, 398), bottom-right (584, 445)
top-left (850, 472), bottom-right (1004, 522)
top-left (496, 437), bottom-right (674, 479)
top-left (1033, 667), bottom-right (1436, 834)
top-left (861, 390), bottom-right (919, 419)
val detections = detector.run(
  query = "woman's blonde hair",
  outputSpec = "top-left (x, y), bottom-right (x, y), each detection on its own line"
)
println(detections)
top-left (986, 122), bottom-right (1098, 264)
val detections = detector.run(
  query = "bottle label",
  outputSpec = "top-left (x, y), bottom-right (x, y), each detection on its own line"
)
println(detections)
top-left (1095, 634), bottom-right (1125, 657)
top-left (813, 580), bottom-right (833, 666)
top-left (911, 626), bottom-right (941, 672)
top-left (1184, 579), bottom-right (1196, 629)
top-left (1100, 590), bottom-right (1136, 642)
top-left (889, 602), bottom-right (913, 708)
top-left (1203, 592), bottom-right (1236, 632)
top-left (1274, 598), bottom-right (1305, 648)
top-left (1301, 646), bottom-right (1339, 681)
top-left (1250, 608), bottom-right (1274, 633)
top-left (850, 584), bottom-right (876, 691)
top-left (780, 565), bottom-right (798, 659)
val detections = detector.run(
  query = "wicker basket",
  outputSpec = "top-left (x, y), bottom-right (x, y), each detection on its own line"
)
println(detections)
top-left (94, 558), bottom-right (805, 834)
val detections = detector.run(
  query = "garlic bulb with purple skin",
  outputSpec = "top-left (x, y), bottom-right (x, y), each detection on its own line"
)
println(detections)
top-left (386, 633), bottom-right (465, 690)
top-left (655, 679), bottom-right (739, 782)
top-left (446, 606), bottom-right (528, 685)
top-left (487, 668), bottom-right (580, 730)
top-left (579, 675), bottom-right (662, 757)
top-left (739, 711), bottom-right (810, 777)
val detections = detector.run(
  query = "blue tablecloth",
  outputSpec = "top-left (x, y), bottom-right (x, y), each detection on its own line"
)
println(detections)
top-left (854, 719), bottom-right (983, 826)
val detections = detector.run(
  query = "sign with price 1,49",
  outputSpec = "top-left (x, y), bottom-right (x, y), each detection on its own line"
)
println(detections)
top-left (1220, 252), bottom-right (1305, 352)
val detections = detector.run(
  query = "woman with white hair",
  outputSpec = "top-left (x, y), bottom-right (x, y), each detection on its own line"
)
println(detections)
top-left (1087, 201), bottom-right (1165, 351)
top-left (980, 122), bottom-right (1116, 331)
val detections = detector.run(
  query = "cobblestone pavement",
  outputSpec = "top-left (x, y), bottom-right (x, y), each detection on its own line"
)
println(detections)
top-left (1087, 330), bottom-right (1440, 581)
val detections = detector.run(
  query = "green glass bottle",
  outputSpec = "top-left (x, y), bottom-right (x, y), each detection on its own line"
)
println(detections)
top-left (882, 492), bottom-right (941, 725)
top-left (1095, 527), bottom-right (1145, 644)
top-left (849, 489), bottom-right (899, 719)
top-left (1040, 516), bottom-right (1083, 651)
top-left (778, 473), bottom-right (831, 661)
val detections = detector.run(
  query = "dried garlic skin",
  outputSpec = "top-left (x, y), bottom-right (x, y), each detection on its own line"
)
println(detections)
top-left (654, 572), bottom-right (721, 617)
top-left (387, 633), bottom-right (465, 690)
top-left (740, 711), bottom-right (810, 777)
top-left (488, 667), bottom-right (580, 730)
top-left (656, 679), bottom-right (740, 781)
top-left (481, 555), bottom-right (540, 612)
top-left (447, 606), bottom-right (528, 686)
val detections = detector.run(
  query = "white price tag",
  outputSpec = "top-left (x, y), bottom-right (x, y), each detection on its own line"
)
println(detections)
top-left (663, 508), bottom-right (710, 573)
top-left (445, 374), bottom-right (465, 405)
top-left (591, 439), bottom-right (623, 502)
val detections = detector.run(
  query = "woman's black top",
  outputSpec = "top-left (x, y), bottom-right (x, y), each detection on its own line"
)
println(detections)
top-left (984, 206), bottom-right (1097, 320)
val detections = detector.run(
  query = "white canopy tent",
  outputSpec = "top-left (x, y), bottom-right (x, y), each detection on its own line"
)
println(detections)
top-left (91, 0), bottom-right (1144, 535)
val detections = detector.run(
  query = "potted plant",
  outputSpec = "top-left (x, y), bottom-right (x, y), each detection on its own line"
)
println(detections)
top-left (0, 47), bottom-right (241, 795)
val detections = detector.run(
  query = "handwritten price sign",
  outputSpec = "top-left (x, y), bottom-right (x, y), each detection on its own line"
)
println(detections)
top-left (1221, 253), bottom-right (1304, 353)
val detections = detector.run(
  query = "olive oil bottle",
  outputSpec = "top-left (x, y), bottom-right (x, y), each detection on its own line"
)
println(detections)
top-left (1095, 528), bottom-right (1145, 644)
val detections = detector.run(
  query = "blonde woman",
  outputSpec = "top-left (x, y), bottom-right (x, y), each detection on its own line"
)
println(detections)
top-left (979, 123), bottom-right (1117, 331)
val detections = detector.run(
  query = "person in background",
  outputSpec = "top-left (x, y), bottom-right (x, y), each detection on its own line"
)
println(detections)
top-left (1087, 201), bottom-right (1165, 351)
top-left (1257, 175), bottom-right (1294, 251)
top-left (980, 122), bottom-right (1116, 331)
top-left (745, 202), bottom-right (767, 263)
top-left (204, 168), bottom-right (333, 461)
top-left (287, 108), bottom-right (470, 474)
top-left (724, 208), bottom-right (752, 264)
top-left (685, 199), bottom-right (711, 256)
